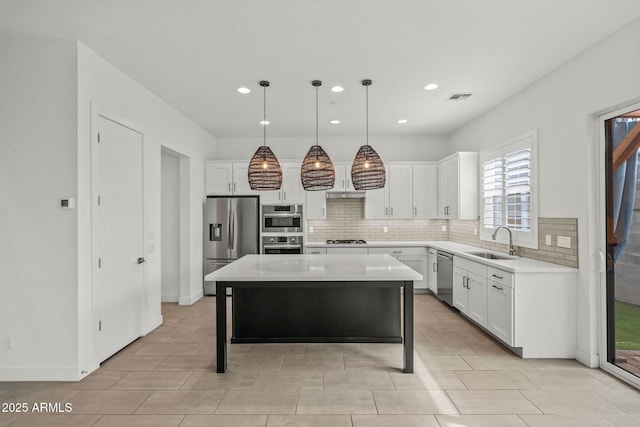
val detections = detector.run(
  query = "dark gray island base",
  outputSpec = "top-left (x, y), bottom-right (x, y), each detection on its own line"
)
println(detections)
top-left (216, 279), bottom-right (414, 373)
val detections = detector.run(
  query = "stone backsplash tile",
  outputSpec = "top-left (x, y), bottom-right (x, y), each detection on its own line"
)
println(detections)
top-left (306, 199), bottom-right (448, 241)
top-left (307, 199), bottom-right (578, 268)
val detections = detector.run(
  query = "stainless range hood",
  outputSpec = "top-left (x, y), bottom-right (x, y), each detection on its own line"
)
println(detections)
top-left (326, 191), bottom-right (365, 199)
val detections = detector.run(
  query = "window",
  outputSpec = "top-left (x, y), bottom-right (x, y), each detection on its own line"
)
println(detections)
top-left (480, 130), bottom-right (538, 249)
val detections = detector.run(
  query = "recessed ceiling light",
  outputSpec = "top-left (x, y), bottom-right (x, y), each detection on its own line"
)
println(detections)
top-left (330, 120), bottom-right (341, 125)
top-left (260, 120), bottom-right (270, 125)
top-left (424, 83), bottom-right (438, 91)
top-left (398, 119), bottom-right (408, 124)
top-left (237, 87), bottom-right (251, 94)
top-left (331, 86), bottom-right (344, 93)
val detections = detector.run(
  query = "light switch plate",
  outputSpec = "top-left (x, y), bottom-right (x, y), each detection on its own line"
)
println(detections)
top-left (383, 226), bottom-right (388, 233)
top-left (557, 236), bottom-right (571, 248)
top-left (545, 235), bottom-right (552, 246)
top-left (309, 226), bottom-right (314, 233)
top-left (441, 225), bottom-right (447, 232)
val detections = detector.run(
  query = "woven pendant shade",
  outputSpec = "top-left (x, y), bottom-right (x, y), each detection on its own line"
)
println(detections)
top-left (351, 144), bottom-right (386, 190)
top-left (301, 145), bottom-right (335, 190)
top-left (248, 80), bottom-right (282, 191)
top-left (351, 79), bottom-right (385, 190)
top-left (301, 80), bottom-right (335, 191)
top-left (248, 145), bottom-right (282, 190)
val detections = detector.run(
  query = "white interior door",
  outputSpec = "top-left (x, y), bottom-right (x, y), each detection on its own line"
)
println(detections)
top-left (93, 113), bottom-right (144, 363)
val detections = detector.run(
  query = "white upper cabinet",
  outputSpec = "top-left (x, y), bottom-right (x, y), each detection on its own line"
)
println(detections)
top-left (205, 162), bottom-right (259, 196)
top-left (260, 162), bottom-right (305, 204)
top-left (412, 163), bottom-right (438, 219)
top-left (364, 166), bottom-right (390, 219)
top-left (332, 163), bottom-right (356, 192)
top-left (388, 164), bottom-right (413, 219)
top-left (306, 190), bottom-right (327, 219)
top-left (437, 152), bottom-right (478, 220)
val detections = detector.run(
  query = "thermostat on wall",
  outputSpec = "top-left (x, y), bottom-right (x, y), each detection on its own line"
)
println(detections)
top-left (60, 197), bottom-right (75, 210)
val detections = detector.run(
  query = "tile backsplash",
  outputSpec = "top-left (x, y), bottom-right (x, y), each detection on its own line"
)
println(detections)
top-left (307, 199), bottom-right (578, 268)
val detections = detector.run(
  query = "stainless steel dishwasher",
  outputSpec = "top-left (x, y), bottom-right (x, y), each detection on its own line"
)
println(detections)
top-left (436, 250), bottom-right (454, 306)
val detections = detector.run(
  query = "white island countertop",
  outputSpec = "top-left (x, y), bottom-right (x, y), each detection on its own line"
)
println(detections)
top-left (205, 254), bottom-right (423, 282)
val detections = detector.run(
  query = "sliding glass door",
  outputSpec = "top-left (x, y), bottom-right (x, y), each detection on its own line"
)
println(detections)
top-left (603, 106), bottom-right (640, 385)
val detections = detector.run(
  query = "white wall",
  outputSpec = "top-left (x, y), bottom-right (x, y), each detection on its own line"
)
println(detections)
top-left (214, 135), bottom-right (449, 162)
top-left (161, 149), bottom-right (181, 302)
top-left (0, 41), bottom-right (79, 380)
top-left (77, 43), bottom-right (217, 376)
top-left (448, 18), bottom-right (640, 367)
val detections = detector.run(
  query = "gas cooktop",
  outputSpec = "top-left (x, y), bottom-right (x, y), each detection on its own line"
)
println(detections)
top-left (326, 239), bottom-right (367, 244)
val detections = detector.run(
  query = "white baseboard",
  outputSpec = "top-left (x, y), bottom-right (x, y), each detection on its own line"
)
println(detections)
top-left (179, 289), bottom-right (203, 306)
top-left (161, 295), bottom-right (179, 303)
top-left (0, 367), bottom-right (81, 382)
top-left (576, 347), bottom-right (600, 368)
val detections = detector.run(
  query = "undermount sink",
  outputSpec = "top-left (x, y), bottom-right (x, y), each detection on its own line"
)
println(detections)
top-left (467, 251), bottom-right (515, 260)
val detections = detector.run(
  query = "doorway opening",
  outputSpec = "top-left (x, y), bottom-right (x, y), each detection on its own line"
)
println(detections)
top-left (161, 147), bottom-right (190, 304)
top-left (603, 107), bottom-right (640, 384)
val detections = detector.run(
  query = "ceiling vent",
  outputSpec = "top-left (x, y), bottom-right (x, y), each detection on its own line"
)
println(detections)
top-left (447, 93), bottom-right (473, 101)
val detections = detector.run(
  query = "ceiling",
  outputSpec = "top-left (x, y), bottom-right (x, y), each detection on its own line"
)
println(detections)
top-left (2, 0), bottom-right (640, 139)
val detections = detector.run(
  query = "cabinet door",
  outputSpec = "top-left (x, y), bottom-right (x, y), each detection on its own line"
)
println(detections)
top-left (452, 267), bottom-right (468, 313)
top-left (232, 163), bottom-right (258, 195)
top-left (467, 271), bottom-right (488, 328)
top-left (389, 165), bottom-right (413, 219)
top-left (282, 163), bottom-right (305, 203)
top-left (259, 189), bottom-right (281, 204)
top-left (398, 256), bottom-right (427, 290)
top-left (413, 164), bottom-right (438, 219)
top-left (364, 166), bottom-right (389, 219)
top-left (205, 163), bottom-right (232, 195)
top-left (437, 161), bottom-right (449, 218)
top-left (326, 247), bottom-right (368, 254)
top-left (333, 164), bottom-right (355, 191)
top-left (427, 253), bottom-right (438, 293)
top-left (488, 280), bottom-right (513, 345)
top-left (446, 157), bottom-right (459, 219)
top-left (306, 190), bottom-right (326, 220)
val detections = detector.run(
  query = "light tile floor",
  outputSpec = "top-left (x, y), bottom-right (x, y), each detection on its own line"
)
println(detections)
top-left (1, 294), bottom-right (640, 426)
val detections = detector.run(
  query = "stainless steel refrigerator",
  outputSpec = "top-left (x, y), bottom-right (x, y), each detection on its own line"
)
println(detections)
top-left (203, 196), bottom-right (260, 295)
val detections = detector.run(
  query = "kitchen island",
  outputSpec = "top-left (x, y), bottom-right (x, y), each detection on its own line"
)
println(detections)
top-left (205, 254), bottom-right (422, 373)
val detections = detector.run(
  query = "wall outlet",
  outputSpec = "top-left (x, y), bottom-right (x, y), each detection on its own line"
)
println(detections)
top-left (441, 225), bottom-right (447, 232)
top-left (557, 236), bottom-right (571, 248)
top-left (545, 234), bottom-right (552, 246)
top-left (383, 226), bottom-right (388, 233)
top-left (4, 336), bottom-right (13, 351)
top-left (473, 227), bottom-right (477, 236)
top-left (309, 226), bottom-right (314, 234)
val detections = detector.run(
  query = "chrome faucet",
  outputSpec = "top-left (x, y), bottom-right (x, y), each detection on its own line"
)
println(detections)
top-left (492, 226), bottom-right (515, 256)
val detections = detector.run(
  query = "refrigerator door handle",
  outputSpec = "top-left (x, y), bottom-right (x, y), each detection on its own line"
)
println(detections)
top-left (230, 205), bottom-right (236, 250)
top-left (227, 201), bottom-right (232, 256)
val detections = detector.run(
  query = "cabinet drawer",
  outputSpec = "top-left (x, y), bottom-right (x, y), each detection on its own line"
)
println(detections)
top-left (305, 247), bottom-right (327, 255)
top-left (454, 256), bottom-right (488, 277)
top-left (369, 247), bottom-right (427, 256)
top-left (487, 267), bottom-right (513, 288)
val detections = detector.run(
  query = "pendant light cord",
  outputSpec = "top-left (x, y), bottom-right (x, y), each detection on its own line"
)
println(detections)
top-left (315, 85), bottom-right (319, 147)
top-left (263, 84), bottom-right (267, 147)
top-left (366, 84), bottom-right (369, 146)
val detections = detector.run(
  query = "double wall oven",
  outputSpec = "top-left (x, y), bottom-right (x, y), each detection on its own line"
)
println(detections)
top-left (262, 204), bottom-right (304, 254)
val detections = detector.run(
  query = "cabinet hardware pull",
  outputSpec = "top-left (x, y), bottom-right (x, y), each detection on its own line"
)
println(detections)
top-left (233, 183), bottom-right (236, 192)
top-left (491, 274), bottom-right (504, 279)
top-left (342, 179), bottom-right (345, 189)
top-left (414, 207), bottom-right (417, 215)
top-left (347, 179), bottom-right (350, 188)
top-left (433, 263), bottom-right (437, 272)
top-left (322, 207), bottom-right (325, 216)
top-left (392, 251), bottom-right (401, 254)
top-left (385, 207), bottom-right (388, 215)
top-left (278, 192), bottom-right (281, 200)
top-left (228, 183), bottom-right (231, 192)
top-left (492, 284), bottom-right (504, 290)
top-left (284, 191), bottom-right (286, 200)
top-left (390, 207), bottom-right (394, 216)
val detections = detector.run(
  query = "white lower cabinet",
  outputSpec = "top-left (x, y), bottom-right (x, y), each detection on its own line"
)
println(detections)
top-left (305, 247), bottom-right (327, 254)
top-left (369, 247), bottom-right (427, 290)
top-left (488, 277), bottom-right (513, 346)
top-left (325, 247), bottom-right (368, 255)
top-left (427, 249), bottom-right (438, 293)
top-left (453, 258), bottom-right (488, 328)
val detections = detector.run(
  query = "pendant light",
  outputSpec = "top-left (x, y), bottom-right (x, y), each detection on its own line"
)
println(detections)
top-left (351, 79), bottom-right (385, 190)
top-left (301, 80), bottom-right (335, 191)
top-left (248, 80), bottom-right (282, 191)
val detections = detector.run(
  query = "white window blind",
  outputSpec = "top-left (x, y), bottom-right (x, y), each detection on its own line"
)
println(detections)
top-left (479, 130), bottom-right (537, 249)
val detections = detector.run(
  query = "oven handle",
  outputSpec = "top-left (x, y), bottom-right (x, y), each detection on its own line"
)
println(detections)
top-left (263, 213), bottom-right (302, 217)
top-left (262, 244), bottom-right (303, 249)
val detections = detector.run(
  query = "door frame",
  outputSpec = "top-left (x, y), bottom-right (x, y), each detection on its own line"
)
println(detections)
top-left (160, 146), bottom-right (191, 304)
top-left (90, 103), bottom-right (147, 362)
top-left (597, 100), bottom-right (640, 388)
